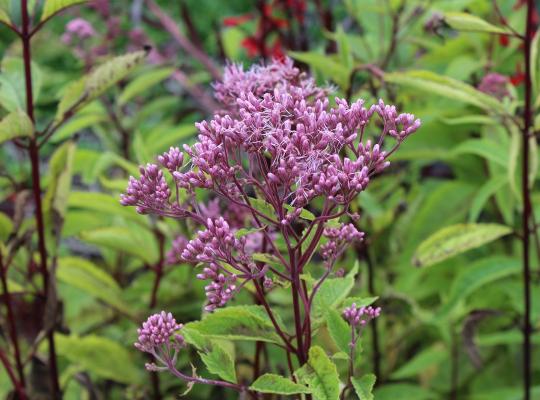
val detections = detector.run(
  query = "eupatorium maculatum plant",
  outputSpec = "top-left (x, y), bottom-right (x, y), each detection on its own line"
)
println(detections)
top-left (121, 58), bottom-right (420, 398)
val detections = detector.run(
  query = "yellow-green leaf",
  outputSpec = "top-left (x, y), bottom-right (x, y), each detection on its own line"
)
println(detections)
top-left (295, 346), bottom-right (340, 400)
top-left (40, 0), bottom-right (86, 22)
top-left (0, 110), bottom-right (33, 144)
top-left (444, 12), bottom-right (513, 35)
top-left (55, 51), bottom-right (147, 121)
top-left (412, 223), bottom-right (512, 267)
top-left (384, 70), bottom-right (506, 113)
top-left (250, 374), bottom-right (312, 395)
top-left (118, 66), bottom-right (174, 105)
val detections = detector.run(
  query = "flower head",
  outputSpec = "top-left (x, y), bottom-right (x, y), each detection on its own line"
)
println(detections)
top-left (120, 164), bottom-right (170, 214)
top-left (343, 304), bottom-right (381, 328)
top-left (135, 311), bottom-right (183, 353)
top-left (478, 73), bottom-right (511, 100)
top-left (62, 18), bottom-right (95, 44)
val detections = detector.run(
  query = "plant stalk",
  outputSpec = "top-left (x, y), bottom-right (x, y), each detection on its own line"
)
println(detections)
top-left (21, 0), bottom-right (60, 396)
top-left (521, 1), bottom-right (534, 399)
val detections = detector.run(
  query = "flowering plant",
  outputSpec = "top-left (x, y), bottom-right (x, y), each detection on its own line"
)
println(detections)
top-left (122, 58), bottom-right (420, 398)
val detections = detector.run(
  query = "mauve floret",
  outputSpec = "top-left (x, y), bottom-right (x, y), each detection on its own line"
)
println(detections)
top-left (158, 147), bottom-right (184, 172)
top-left (166, 235), bottom-right (188, 265)
top-left (343, 304), bottom-right (381, 328)
top-left (120, 164), bottom-right (170, 214)
top-left (204, 273), bottom-right (237, 312)
top-left (135, 311), bottom-right (183, 353)
top-left (62, 18), bottom-right (95, 44)
top-left (478, 73), bottom-right (511, 100)
top-left (181, 217), bottom-right (246, 264)
top-left (321, 223), bottom-right (364, 260)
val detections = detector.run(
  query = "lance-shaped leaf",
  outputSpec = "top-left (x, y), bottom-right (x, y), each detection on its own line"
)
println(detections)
top-left (0, 1), bottom-right (10, 27)
top-left (444, 12), bottom-right (512, 35)
top-left (55, 334), bottom-right (141, 384)
top-left (183, 305), bottom-right (285, 344)
top-left (351, 374), bottom-right (376, 400)
top-left (384, 70), bottom-right (506, 113)
top-left (325, 309), bottom-right (351, 356)
top-left (118, 66), bottom-right (174, 105)
top-left (55, 50), bottom-right (147, 122)
top-left (295, 346), bottom-right (340, 400)
top-left (40, 0), bottom-right (87, 22)
top-left (56, 256), bottom-right (131, 315)
top-left (412, 223), bottom-right (512, 267)
top-left (0, 110), bottom-right (33, 144)
top-left (44, 140), bottom-right (76, 240)
top-left (250, 374), bottom-right (312, 395)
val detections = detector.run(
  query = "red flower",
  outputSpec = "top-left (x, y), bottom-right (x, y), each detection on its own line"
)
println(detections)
top-left (223, 13), bottom-right (253, 27)
top-left (499, 35), bottom-right (510, 47)
top-left (241, 37), bottom-right (261, 57)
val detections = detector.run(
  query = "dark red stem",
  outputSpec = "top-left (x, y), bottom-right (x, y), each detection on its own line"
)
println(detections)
top-left (521, 1), bottom-right (534, 399)
top-left (0, 254), bottom-right (27, 399)
top-left (21, 0), bottom-right (60, 396)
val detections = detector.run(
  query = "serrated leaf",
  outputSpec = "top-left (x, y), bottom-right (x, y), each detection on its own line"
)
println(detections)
top-left (40, 0), bottom-right (86, 22)
top-left (326, 309), bottom-right (351, 355)
top-left (118, 67), bottom-right (174, 105)
top-left (0, 110), bottom-right (33, 144)
top-left (250, 374), bottom-right (311, 395)
top-left (55, 334), bottom-right (141, 384)
top-left (184, 305), bottom-right (283, 344)
top-left (55, 51), bottom-right (146, 121)
top-left (444, 12), bottom-right (512, 35)
top-left (312, 264), bottom-right (357, 319)
top-left (57, 257), bottom-right (131, 314)
top-left (199, 340), bottom-right (237, 383)
top-left (351, 374), bottom-right (376, 400)
top-left (384, 70), bottom-right (506, 113)
top-left (295, 346), bottom-right (340, 400)
top-left (412, 223), bottom-right (512, 267)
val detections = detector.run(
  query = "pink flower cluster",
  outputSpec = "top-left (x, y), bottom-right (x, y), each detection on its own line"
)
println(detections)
top-left (61, 18), bottom-right (95, 45)
top-left (135, 311), bottom-right (183, 354)
top-left (122, 58), bottom-right (420, 313)
top-left (321, 223), bottom-right (365, 261)
top-left (343, 304), bottom-right (381, 328)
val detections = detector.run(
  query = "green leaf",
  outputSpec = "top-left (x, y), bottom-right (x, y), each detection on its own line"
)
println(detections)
top-left (40, 0), bottom-right (86, 22)
top-left (250, 374), bottom-right (311, 395)
top-left (0, 110), bottom-right (33, 144)
top-left (199, 340), bottom-right (237, 383)
top-left (184, 305), bottom-right (284, 344)
top-left (374, 384), bottom-right (436, 400)
top-left (390, 345), bottom-right (446, 379)
top-left (451, 139), bottom-right (508, 167)
top-left (384, 70), bottom-right (506, 113)
top-left (55, 51), bottom-right (147, 121)
top-left (325, 309), bottom-right (351, 356)
top-left (118, 67), bottom-right (174, 105)
top-left (312, 264), bottom-right (357, 319)
top-left (0, 57), bottom-right (42, 111)
top-left (289, 51), bottom-right (350, 90)
top-left (444, 12), bottom-right (512, 35)
top-left (0, 2), bottom-right (10, 27)
top-left (351, 374), bottom-right (376, 400)
top-left (468, 175), bottom-right (507, 222)
top-left (0, 212), bottom-right (13, 242)
top-left (55, 334), bottom-right (140, 384)
top-left (295, 346), bottom-right (340, 400)
top-left (80, 226), bottom-right (158, 264)
top-left (50, 113), bottom-right (106, 142)
top-left (412, 223), bottom-right (512, 267)
top-left (439, 256), bottom-right (520, 318)
top-left (235, 226), bottom-right (266, 238)
top-left (44, 140), bottom-right (76, 239)
top-left (532, 29), bottom-right (540, 97)
top-left (67, 191), bottom-right (148, 226)
top-left (57, 257), bottom-right (131, 314)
